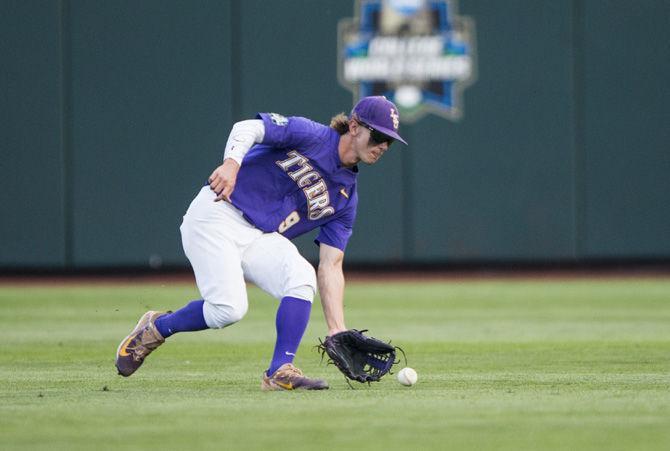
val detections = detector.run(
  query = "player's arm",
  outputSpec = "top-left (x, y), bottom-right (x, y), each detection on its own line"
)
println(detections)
top-left (209, 119), bottom-right (264, 202)
top-left (317, 243), bottom-right (347, 336)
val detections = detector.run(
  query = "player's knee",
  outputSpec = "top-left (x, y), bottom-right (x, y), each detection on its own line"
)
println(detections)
top-left (203, 300), bottom-right (248, 329)
top-left (283, 260), bottom-right (317, 302)
top-left (225, 303), bottom-right (248, 324)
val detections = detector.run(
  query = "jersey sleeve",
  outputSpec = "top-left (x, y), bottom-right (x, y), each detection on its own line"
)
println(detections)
top-left (314, 206), bottom-right (357, 252)
top-left (256, 113), bottom-right (330, 152)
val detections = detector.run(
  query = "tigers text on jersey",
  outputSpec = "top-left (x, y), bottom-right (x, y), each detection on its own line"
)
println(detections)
top-left (230, 113), bottom-right (358, 251)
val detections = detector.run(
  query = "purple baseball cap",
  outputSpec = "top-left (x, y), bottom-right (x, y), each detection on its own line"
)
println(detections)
top-left (351, 96), bottom-right (408, 145)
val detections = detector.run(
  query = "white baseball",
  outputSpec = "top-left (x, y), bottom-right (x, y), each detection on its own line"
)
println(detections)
top-left (396, 367), bottom-right (418, 386)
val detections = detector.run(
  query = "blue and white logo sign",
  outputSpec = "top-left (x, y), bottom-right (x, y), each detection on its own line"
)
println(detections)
top-left (338, 0), bottom-right (477, 122)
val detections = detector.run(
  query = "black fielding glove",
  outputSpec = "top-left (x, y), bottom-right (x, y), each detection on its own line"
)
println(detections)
top-left (318, 329), bottom-right (400, 383)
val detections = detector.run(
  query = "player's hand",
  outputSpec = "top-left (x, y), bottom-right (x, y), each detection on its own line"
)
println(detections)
top-left (208, 159), bottom-right (240, 202)
top-left (327, 327), bottom-right (347, 338)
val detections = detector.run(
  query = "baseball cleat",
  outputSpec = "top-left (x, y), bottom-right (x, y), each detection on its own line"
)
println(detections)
top-left (115, 310), bottom-right (168, 377)
top-left (261, 363), bottom-right (329, 391)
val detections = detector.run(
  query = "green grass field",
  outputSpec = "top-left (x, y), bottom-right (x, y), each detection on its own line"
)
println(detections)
top-left (1, 277), bottom-right (669, 450)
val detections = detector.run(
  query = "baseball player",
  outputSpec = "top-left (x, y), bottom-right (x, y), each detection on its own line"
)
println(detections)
top-left (115, 96), bottom-right (407, 390)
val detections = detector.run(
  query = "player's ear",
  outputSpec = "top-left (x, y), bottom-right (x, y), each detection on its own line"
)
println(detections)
top-left (348, 119), bottom-right (358, 135)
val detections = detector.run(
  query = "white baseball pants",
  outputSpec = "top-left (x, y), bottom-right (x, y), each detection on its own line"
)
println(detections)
top-left (180, 186), bottom-right (317, 329)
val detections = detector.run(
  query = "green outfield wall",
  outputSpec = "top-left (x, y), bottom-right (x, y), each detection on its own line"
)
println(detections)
top-left (1, 0), bottom-right (669, 269)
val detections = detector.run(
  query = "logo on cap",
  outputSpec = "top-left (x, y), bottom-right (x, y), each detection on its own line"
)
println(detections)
top-left (390, 109), bottom-right (399, 130)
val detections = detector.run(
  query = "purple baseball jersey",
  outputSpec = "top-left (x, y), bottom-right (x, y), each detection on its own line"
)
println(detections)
top-left (230, 113), bottom-right (358, 251)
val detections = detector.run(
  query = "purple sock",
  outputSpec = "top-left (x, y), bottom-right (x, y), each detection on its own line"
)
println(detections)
top-left (154, 300), bottom-right (208, 339)
top-left (267, 297), bottom-right (312, 376)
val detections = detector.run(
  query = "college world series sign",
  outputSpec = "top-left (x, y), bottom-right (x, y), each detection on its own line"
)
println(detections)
top-left (338, 0), bottom-right (477, 122)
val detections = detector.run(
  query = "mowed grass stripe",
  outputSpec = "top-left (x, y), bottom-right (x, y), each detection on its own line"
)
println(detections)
top-left (0, 279), bottom-right (668, 450)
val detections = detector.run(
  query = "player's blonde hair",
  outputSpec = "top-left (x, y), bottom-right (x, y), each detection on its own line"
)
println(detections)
top-left (329, 113), bottom-right (350, 135)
